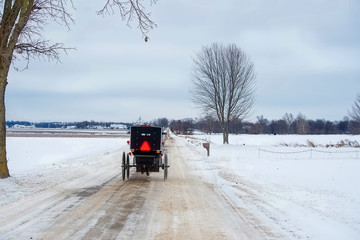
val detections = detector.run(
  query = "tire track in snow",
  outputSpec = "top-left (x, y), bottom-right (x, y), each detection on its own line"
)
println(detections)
top-left (1, 135), bottom-right (276, 240)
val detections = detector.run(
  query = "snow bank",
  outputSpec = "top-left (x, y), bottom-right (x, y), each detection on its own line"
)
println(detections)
top-left (181, 134), bottom-right (360, 240)
top-left (0, 137), bottom-right (127, 206)
top-left (6, 137), bottom-right (124, 173)
top-left (192, 133), bottom-right (360, 147)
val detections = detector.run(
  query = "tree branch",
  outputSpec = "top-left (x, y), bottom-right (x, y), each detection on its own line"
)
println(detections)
top-left (13, 39), bottom-right (74, 70)
top-left (97, 0), bottom-right (157, 39)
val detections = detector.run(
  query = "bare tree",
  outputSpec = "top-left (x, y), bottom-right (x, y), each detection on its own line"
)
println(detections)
top-left (349, 94), bottom-right (360, 122)
top-left (349, 94), bottom-right (360, 134)
top-left (256, 115), bottom-right (268, 134)
top-left (203, 115), bottom-right (217, 134)
top-left (191, 43), bottom-right (255, 144)
top-left (152, 117), bottom-right (169, 127)
top-left (0, 0), bottom-right (157, 178)
top-left (283, 113), bottom-right (294, 134)
top-left (295, 113), bottom-right (308, 135)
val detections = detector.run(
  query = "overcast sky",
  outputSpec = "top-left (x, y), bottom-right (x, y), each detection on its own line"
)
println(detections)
top-left (6, 0), bottom-right (360, 123)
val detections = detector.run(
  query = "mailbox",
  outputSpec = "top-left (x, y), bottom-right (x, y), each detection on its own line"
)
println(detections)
top-left (202, 142), bottom-right (210, 156)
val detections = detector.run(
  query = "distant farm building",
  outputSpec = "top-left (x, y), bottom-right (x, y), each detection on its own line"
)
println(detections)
top-left (110, 124), bottom-right (127, 130)
top-left (12, 124), bottom-right (35, 129)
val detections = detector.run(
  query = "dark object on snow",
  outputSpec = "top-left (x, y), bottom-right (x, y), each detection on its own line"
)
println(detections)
top-left (203, 142), bottom-right (210, 156)
top-left (122, 125), bottom-right (169, 181)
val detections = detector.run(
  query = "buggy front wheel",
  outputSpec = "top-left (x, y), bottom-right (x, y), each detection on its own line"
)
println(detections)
top-left (122, 152), bottom-right (126, 181)
top-left (164, 154), bottom-right (168, 181)
top-left (126, 154), bottom-right (130, 179)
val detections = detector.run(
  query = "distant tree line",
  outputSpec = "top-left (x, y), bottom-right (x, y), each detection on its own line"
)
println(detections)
top-left (6, 113), bottom-right (360, 135)
top-left (246, 114), bottom-right (358, 135)
top-left (6, 121), bottom-right (131, 129)
top-left (150, 113), bottom-right (360, 135)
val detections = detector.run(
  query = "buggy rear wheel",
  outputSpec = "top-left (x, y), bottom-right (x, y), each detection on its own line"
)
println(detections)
top-left (126, 154), bottom-right (130, 179)
top-left (122, 152), bottom-right (126, 181)
top-left (164, 154), bottom-right (168, 181)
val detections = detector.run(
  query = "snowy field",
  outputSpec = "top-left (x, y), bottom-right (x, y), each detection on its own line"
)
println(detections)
top-left (1, 136), bottom-right (127, 206)
top-left (1, 134), bottom-right (360, 239)
top-left (180, 134), bottom-right (360, 240)
top-left (6, 137), bottom-right (125, 173)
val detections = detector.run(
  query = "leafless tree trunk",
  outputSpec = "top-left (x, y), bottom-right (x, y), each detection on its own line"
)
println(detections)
top-left (191, 43), bottom-right (255, 144)
top-left (283, 113), bottom-right (294, 134)
top-left (295, 113), bottom-right (308, 135)
top-left (349, 94), bottom-right (360, 122)
top-left (0, 0), bottom-right (43, 178)
top-left (0, 0), bottom-right (156, 178)
top-left (349, 94), bottom-right (360, 134)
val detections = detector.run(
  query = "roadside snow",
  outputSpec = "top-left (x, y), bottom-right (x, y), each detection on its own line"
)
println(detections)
top-left (0, 137), bottom-right (127, 206)
top-left (180, 134), bottom-right (360, 240)
top-left (7, 137), bottom-right (124, 173)
top-left (1, 134), bottom-right (359, 239)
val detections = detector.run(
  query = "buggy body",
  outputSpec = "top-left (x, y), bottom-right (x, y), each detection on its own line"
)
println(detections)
top-left (130, 125), bottom-right (163, 173)
top-left (122, 125), bottom-right (169, 181)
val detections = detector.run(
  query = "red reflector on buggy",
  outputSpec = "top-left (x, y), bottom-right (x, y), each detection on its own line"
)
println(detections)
top-left (140, 141), bottom-right (151, 151)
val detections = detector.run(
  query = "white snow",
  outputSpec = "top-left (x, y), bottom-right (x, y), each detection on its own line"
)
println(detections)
top-left (1, 136), bottom-right (128, 206)
top-left (1, 133), bottom-right (360, 239)
top-left (7, 137), bottom-right (124, 173)
top-left (180, 134), bottom-right (360, 240)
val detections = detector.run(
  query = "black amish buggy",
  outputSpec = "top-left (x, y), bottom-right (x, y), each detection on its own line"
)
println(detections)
top-left (122, 125), bottom-right (169, 181)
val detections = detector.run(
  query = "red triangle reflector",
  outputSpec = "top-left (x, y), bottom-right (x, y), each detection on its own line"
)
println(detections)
top-left (140, 141), bottom-right (151, 151)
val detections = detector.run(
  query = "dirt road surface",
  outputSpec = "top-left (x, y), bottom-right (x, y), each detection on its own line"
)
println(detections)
top-left (0, 137), bottom-right (275, 239)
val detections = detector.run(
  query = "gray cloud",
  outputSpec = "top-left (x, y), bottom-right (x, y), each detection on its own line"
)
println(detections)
top-left (6, 0), bottom-right (360, 122)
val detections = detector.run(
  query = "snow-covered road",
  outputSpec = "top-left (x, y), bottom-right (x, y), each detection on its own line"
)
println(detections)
top-left (0, 135), bottom-right (273, 239)
top-left (1, 133), bottom-right (359, 239)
